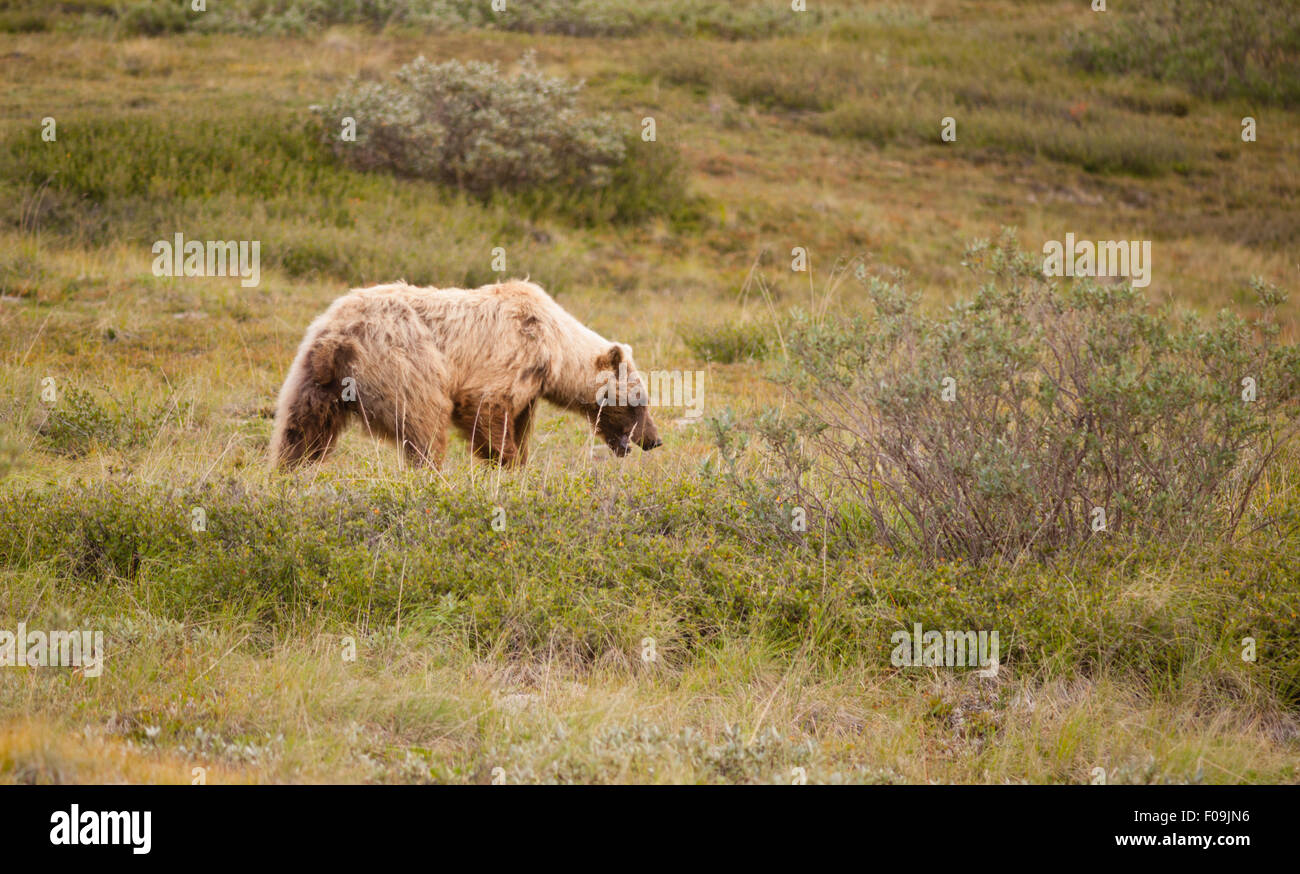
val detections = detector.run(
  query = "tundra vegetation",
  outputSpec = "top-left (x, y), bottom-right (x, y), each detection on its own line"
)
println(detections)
top-left (0, 0), bottom-right (1298, 784)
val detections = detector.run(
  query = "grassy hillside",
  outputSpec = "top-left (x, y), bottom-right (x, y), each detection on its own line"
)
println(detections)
top-left (1, 0), bottom-right (1297, 783)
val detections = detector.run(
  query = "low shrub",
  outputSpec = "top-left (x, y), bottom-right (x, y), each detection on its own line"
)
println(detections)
top-left (119, 0), bottom-right (193, 36)
top-left (681, 321), bottom-right (772, 364)
top-left (0, 475), bottom-right (1296, 703)
top-left (35, 385), bottom-right (188, 458)
top-left (814, 96), bottom-right (1192, 177)
top-left (100, 0), bottom-right (871, 40)
top-left (1068, 0), bottom-right (1300, 107)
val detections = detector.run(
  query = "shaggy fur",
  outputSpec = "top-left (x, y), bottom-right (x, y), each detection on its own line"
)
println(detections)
top-left (269, 279), bottom-right (661, 468)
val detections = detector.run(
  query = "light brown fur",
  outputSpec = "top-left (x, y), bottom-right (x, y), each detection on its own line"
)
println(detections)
top-left (269, 280), bottom-right (660, 468)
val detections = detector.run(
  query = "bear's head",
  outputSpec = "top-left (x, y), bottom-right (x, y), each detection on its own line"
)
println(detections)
top-left (589, 344), bottom-right (662, 457)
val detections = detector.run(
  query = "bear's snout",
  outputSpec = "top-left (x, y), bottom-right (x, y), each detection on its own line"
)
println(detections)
top-left (636, 421), bottom-right (662, 451)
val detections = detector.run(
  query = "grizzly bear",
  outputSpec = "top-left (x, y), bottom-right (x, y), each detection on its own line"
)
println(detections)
top-left (269, 280), bottom-right (661, 468)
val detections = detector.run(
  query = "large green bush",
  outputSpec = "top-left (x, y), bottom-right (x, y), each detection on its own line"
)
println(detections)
top-left (741, 233), bottom-right (1300, 563)
top-left (313, 53), bottom-right (692, 223)
top-left (316, 54), bottom-right (626, 196)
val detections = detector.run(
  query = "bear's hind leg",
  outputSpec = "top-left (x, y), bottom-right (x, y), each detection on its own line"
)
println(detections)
top-left (271, 380), bottom-right (346, 468)
top-left (395, 403), bottom-right (450, 469)
top-left (370, 389), bottom-right (451, 469)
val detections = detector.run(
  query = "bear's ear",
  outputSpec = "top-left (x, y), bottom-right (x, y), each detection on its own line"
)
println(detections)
top-left (595, 344), bottom-right (623, 372)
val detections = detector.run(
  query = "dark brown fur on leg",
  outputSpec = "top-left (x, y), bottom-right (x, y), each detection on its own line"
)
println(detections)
top-left (273, 380), bottom-right (345, 467)
top-left (270, 336), bottom-right (358, 468)
top-left (455, 398), bottom-right (520, 466)
top-left (511, 400), bottom-right (537, 466)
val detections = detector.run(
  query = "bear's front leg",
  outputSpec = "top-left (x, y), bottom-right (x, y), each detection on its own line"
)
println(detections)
top-left (457, 399), bottom-right (523, 467)
top-left (511, 400), bottom-right (537, 467)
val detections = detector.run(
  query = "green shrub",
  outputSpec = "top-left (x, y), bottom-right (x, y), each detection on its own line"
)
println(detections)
top-left (1068, 0), bottom-right (1300, 107)
top-left (312, 53), bottom-right (691, 223)
top-left (93, 0), bottom-right (870, 40)
top-left (815, 96), bottom-right (1192, 177)
top-left (0, 10), bottom-right (50, 32)
top-left (316, 53), bottom-right (627, 196)
top-left (119, 0), bottom-right (194, 35)
top-left (970, 106), bottom-right (1190, 177)
top-left (741, 232), bottom-right (1300, 563)
top-left (36, 385), bottom-right (188, 458)
top-left (0, 114), bottom-right (330, 205)
top-left (652, 40), bottom-right (864, 111)
top-left (681, 321), bottom-right (772, 363)
top-left (412, 0), bottom-right (807, 39)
